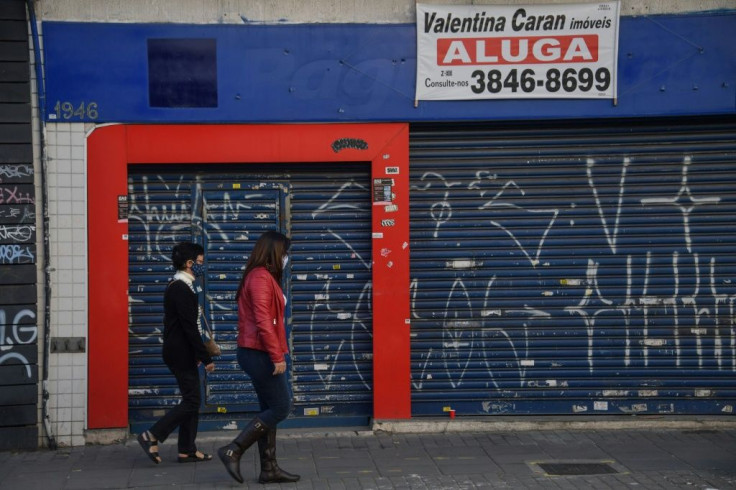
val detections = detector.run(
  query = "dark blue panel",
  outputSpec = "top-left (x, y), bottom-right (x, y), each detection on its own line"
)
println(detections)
top-left (43, 13), bottom-right (736, 123)
top-left (147, 38), bottom-right (217, 108)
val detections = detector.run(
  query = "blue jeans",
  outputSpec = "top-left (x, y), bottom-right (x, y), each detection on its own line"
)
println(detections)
top-left (237, 347), bottom-right (292, 427)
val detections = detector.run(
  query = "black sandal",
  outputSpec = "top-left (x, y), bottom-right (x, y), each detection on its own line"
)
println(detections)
top-left (137, 431), bottom-right (162, 464)
top-left (177, 451), bottom-right (213, 463)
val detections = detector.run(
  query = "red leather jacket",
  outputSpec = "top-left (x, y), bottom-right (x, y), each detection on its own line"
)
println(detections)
top-left (237, 266), bottom-right (288, 363)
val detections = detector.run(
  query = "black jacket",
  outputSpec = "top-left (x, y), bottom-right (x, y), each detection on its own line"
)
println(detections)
top-left (162, 279), bottom-right (212, 370)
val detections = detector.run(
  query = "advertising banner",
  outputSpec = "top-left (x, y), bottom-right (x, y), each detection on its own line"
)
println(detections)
top-left (416, 2), bottom-right (620, 101)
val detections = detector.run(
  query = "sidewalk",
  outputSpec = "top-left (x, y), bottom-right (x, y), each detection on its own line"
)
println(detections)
top-left (1, 422), bottom-right (735, 489)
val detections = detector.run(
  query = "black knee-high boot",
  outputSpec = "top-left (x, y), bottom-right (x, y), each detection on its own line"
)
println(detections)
top-left (218, 417), bottom-right (268, 483)
top-left (257, 427), bottom-right (300, 483)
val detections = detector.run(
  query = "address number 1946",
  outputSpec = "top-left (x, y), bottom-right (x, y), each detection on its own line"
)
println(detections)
top-left (51, 101), bottom-right (99, 120)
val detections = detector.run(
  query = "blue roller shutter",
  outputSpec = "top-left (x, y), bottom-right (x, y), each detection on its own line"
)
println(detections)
top-left (199, 183), bottom-right (285, 410)
top-left (288, 165), bottom-right (374, 422)
top-left (127, 174), bottom-right (195, 420)
top-left (409, 117), bottom-right (736, 416)
top-left (128, 165), bottom-right (373, 427)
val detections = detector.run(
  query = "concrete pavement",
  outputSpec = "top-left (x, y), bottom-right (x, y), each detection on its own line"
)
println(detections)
top-left (1, 419), bottom-right (735, 489)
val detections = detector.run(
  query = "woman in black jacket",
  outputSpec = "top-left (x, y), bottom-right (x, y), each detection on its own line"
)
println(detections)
top-left (137, 242), bottom-right (215, 464)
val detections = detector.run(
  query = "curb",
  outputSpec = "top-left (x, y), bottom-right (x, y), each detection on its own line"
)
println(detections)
top-left (372, 416), bottom-right (736, 433)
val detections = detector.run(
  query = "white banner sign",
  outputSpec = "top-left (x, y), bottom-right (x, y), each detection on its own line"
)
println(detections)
top-left (416, 2), bottom-right (620, 101)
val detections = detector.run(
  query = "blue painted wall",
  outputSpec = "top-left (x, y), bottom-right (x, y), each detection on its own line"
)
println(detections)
top-left (43, 13), bottom-right (735, 123)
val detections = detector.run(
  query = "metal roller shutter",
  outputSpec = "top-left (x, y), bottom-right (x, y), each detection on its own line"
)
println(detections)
top-left (409, 117), bottom-right (736, 416)
top-left (128, 165), bottom-right (373, 427)
top-left (288, 165), bottom-right (374, 422)
top-left (127, 174), bottom-right (195, 420)
top-left (199, 183), bottom-right (285, 411)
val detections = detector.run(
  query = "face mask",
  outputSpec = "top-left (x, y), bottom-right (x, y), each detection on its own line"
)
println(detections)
top-left (191, 262), bottom-right (205, 278)
top-left (282, 255), bottom-right (289, 269)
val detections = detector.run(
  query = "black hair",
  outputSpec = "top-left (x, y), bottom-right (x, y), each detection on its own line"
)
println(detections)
top-left (171, 241), bottom-right (205, 271)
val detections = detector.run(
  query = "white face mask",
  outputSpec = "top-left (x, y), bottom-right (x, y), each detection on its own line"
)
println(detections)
top-left (282, 255), bottom-right (289, 268)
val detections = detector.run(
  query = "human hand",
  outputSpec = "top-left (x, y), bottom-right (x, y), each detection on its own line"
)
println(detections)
top-left (272, 361), bottom-right (286, 375)
top-left (205, 363), bottom-right (215, 373)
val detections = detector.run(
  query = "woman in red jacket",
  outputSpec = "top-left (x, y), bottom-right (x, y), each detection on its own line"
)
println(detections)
top-left (218, 231), bottom-right (299, 484)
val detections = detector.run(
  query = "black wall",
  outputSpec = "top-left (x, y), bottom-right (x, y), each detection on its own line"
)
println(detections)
top-left (0, 0), bottom-right (38, 451)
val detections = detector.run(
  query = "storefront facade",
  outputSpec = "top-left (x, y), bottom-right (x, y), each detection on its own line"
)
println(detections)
top-left (1, 0), bottom-right (734, 448)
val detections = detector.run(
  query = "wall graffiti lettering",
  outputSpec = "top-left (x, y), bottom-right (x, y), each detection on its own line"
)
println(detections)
top-left (127, 175), bottom-right (191, 260)
top-left (0, 244), bottom-right (35, 263)
top-left (0, 164), bottom-right (33, 183)
top-left (0, 205), bottom-right (34, 223)
top-left (0, 308), bottom-right (37, 379)
top-left (0, 225), bottom-right (35, 243)
top-left (0, 186), bottom-right (35, 205)
top-left (409, 154), bottom-right (736, 403)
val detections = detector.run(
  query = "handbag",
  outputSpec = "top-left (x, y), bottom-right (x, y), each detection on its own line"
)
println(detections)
top-left (201, 315), bottom-right (222, 357)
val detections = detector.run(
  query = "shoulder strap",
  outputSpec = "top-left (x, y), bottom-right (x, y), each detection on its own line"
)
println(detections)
top-left (201, 314), bottom-right (215, 338)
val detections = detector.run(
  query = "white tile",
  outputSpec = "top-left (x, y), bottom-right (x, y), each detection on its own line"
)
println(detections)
top-left (58, 407), bottom-right (71, 423)
top-left (58, 269), bottom-right (73, 284)
top-left (57, 214), bottom-right (72, 228)
top-left (56, 435), bottom-right (72, 447)
top-left (57, 187), bottom-right (72, 201)
top-left (57, 421), bottom-right (72, 436)
top-left (72, 200), bottom-right (85, 215)
top-left (71, 312), bottom-right (86, 328)
top-left (59, 378), bottom-right (72, 394)
top-left (57, 173), bottom-right (72, 187)
top-left (57, 146), bottom-right (72, 160)
top-left (58, 228), bottom-right (73, 244)
top-left (59, 325), bottom-right (74, 338)
top-left (71, 145), bottom-right (84, 160)
top-left (47, 353), bottom-right (59, 368)
top-left (56, 131), bottom-right (71, 146)
top-left (71, 395), bottom-right (85, 411)
top-left (56, 241), bottom-right (73, 258)
top-left (72, 159), bottom-right (85, 175)
top-left (58, 365), bottom-right (72, 380)
top-left (58, 353), bottom-right (74, 367)
top-left (72, 255), bottom-right (86, 269)
top-left (72, 364), bottom-right (86, 379)
top-left (57, 310), bottom-right (72, 324)
top-left (72, 379), bottom-right (85, 394)
top-left (72, 297), bottom-right (87, 312)
top-left (71, 129), bottom-right (85, 147)
top-left (57, 394), bottom-right (72, 409)
top-left (57, 159), bottom-right (72, 173)
top-left (58, 200), bottom-right (72, 215)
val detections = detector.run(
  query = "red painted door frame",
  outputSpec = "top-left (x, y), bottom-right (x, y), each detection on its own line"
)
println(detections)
top-left (87, 124), bottom-right (411, 428)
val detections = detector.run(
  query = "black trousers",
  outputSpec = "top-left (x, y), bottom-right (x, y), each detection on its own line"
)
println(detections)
top-left (149, 365), bottom-right (201, 454)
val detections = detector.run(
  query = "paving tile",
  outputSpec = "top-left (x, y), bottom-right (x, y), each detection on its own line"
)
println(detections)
top-left (0, 428), bottom-right (735, 489)
top-left (64, 468), bottom-right (133, 489)
top-left (0, 471), bottom-right (68, 490)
